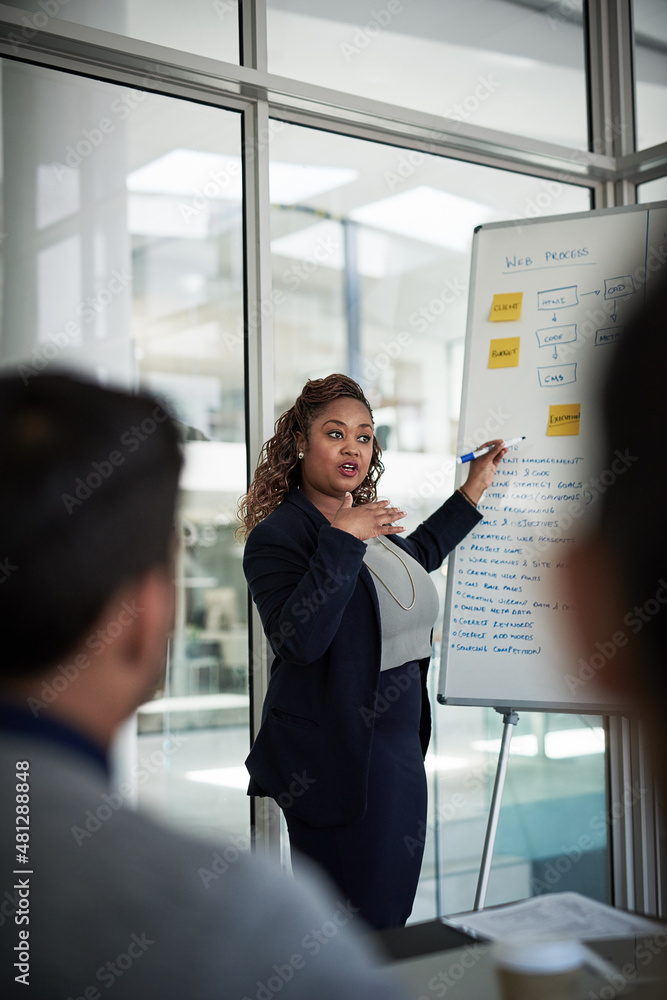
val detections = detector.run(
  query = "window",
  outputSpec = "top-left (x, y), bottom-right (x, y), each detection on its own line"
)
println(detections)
top-left (268, 0), bottom-right (588, 148)
top-left (0, 59), bottom-right (249, 843)
top-left (1, 0), bottom-right (662, 919)
top-left (638, 176), bottom-right (667, 201)
top-left (269, 120), bottom-right (606, 916)
top-left (10, 0), bottom-right (240, 63)
top-left (634, 0), bottom-right (667, 150)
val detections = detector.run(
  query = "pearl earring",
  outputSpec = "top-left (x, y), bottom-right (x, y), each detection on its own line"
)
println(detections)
top-left (298, 452), bottom-right (304, 460)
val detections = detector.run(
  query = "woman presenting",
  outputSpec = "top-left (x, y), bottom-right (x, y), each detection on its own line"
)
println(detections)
top-left (238, 374), bottom-right (505, 929)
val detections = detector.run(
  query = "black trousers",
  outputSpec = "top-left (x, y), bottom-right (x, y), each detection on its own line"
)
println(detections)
top-left (286, 660), bottom-right (427, 930)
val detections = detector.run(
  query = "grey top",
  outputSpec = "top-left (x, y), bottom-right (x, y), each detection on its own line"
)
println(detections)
top-left (0, 730), bottom-right (408, 999)
top-left (364, 535), bottom-right (440, 670)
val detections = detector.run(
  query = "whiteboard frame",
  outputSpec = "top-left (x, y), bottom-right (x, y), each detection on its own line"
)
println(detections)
top-left (438, 201), bottom-right (667, 715)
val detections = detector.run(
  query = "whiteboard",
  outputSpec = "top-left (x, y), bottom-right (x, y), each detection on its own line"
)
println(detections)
top-left (438, 201), bottom-right (667, 713)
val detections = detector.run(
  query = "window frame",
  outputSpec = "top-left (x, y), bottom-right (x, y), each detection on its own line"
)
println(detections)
top-left (0, 0), bottom-right (663, 914)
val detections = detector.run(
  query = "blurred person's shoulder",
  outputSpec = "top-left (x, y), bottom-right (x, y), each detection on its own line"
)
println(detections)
top-left (0, 731), bottom-right (406, 1000)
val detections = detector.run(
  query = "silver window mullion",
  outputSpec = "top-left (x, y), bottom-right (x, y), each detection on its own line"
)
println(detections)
top-left (586, 0), bottom-right (637, 206)
top-left (240, 0), bottom-right (278, 857)
top-left (240, 0), bottom-right (268, 73)
top-left (616, 140), bottom-right (667, 187)
top-left (586, 0), bottom-right (663, 916)
top-left (607, 716), bottom-right (662, 917)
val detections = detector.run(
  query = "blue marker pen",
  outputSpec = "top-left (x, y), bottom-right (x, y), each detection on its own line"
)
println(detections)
top-left (456, 435), bottom-right (525, 464)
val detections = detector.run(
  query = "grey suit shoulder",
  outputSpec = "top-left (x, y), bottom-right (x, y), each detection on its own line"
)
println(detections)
top-left (0, 735), bottom-right (406, 999)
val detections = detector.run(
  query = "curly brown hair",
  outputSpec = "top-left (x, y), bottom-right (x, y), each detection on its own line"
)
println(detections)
top-left (237, 374), bottom-right (384, 538)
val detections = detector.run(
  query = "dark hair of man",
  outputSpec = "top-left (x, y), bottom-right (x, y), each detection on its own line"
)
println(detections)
top-left (0, 372), bottom-right (183, 677)
top-left (598, 270), bottom-right (667, 701)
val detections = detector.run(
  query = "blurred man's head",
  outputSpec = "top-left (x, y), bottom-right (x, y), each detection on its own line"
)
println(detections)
top-left (0, 372), bottom-right (183, 743)
top-left (567, 273), bottom-right (667, 791)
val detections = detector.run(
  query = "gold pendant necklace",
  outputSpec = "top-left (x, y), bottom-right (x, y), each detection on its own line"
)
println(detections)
top-left (364, 535), bottom-right (416, 611)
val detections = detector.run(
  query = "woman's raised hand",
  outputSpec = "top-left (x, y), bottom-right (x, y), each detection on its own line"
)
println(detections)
top-left (331, 492), bottom-right (406, 541)
top-left (463, 439), bottom-right (507, 504)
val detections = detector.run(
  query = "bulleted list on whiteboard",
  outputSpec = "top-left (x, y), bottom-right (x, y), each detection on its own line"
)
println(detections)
top-left (451, 451), bottom-right (590, 659)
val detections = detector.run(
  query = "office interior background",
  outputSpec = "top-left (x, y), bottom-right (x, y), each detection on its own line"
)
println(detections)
top-left (0, 0), bottom-right (665, 922)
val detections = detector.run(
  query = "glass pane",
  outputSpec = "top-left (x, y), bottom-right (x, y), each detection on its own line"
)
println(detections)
top-left (9, 0), bottom-right (239, 64)
top-left (638, 176), bottom-right (667, 202)
top-left (268, 0), bottom-right (587, 148)
top-left (268, 120), bottom-right (605, 919)
top-left (0, 60), bottom-right (248, 844)
top-left (427, 702), bottom-right (607, 915)
top-left (634, 0), bottom-right (667, 150)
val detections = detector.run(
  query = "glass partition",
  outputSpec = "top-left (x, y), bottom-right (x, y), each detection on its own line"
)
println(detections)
top-left (268, 0), bottom-right (588, 149)
top-left (638, 176), bottom-right (667, 202)
top-left (268, 120), bottom-right (606, 917)
top-left (634, 0), bottom-right (667, 151)
top-left (4, 0), bottom-right (657, 918)
top-left (0, 59), bottom-right (248, 844)
top-left (9, 0), bottom-right (239, 64)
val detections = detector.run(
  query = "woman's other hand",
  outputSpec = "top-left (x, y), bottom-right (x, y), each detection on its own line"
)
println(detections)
top-left (463, 439), bottom-right (507, 504)
top-left (331, 492), bottom-right (406, 541)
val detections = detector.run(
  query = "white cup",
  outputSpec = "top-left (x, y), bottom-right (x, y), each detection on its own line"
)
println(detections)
top-left (493, 938), bottom-right (586, 1000)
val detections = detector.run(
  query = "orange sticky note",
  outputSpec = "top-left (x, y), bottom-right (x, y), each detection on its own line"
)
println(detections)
top-left (547, 404), bottom-right (580, 436)
top-left (489, 337), bottom-right (520, 369)
top-left (489, 292), bottom-right (523, 321)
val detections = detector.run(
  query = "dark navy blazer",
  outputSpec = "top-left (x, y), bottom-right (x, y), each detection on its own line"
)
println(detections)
top-left (243, 487), bottom-right (482, 828)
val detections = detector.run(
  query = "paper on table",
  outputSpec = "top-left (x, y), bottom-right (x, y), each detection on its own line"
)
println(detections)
top-left (447, 892), bottom-right (664, 942)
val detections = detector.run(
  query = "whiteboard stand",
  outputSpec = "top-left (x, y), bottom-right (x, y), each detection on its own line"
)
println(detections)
top-left (474, 708), bottom-right (519, 911)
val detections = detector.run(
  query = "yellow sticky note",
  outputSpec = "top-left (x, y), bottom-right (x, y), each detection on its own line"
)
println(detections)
top-left (489, 292), bottom-right (523, 321)
top-left (489, 337), bottom-right (520, 369)
top-left (547, 404), bottom-right (581, 436)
